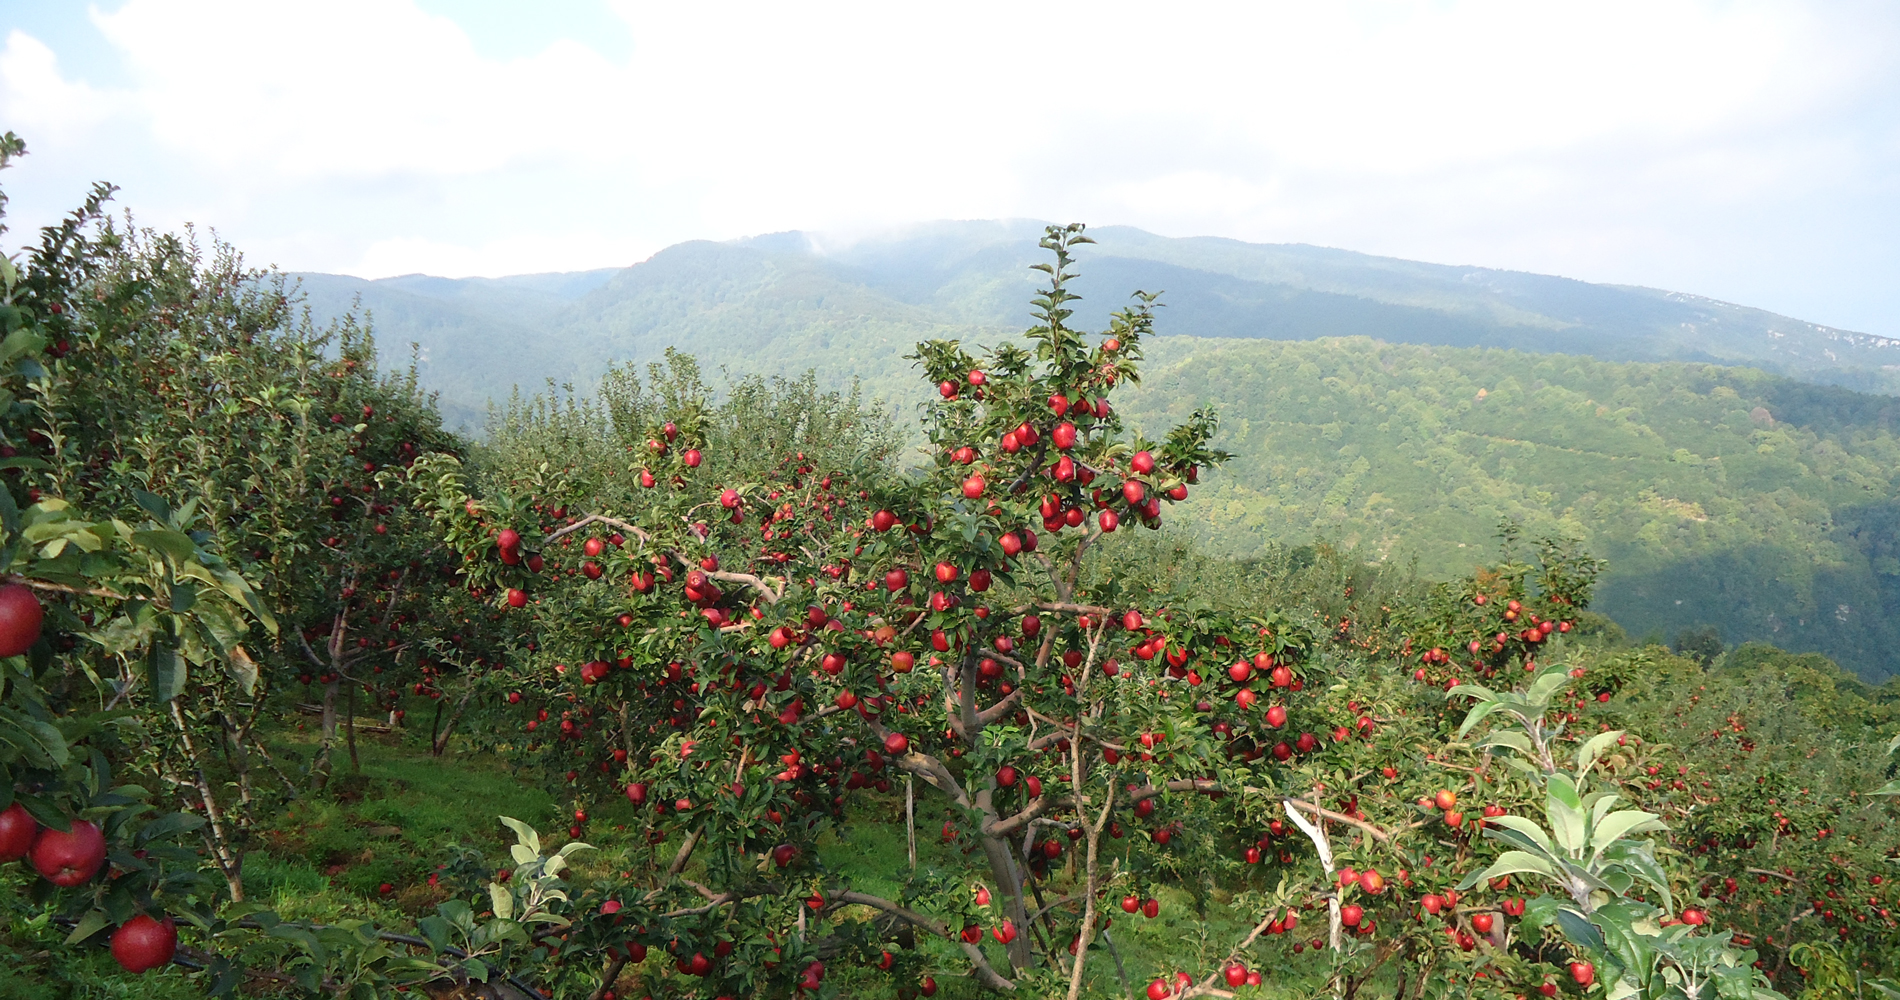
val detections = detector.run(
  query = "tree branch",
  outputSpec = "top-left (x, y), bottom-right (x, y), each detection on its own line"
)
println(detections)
top-left (839, 891), bottom-right (1017, 991)
top-left (1, 574), bottom-right (125, 599)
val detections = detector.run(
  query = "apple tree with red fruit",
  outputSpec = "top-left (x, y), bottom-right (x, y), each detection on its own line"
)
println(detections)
top-left (406, 226), bottom-right (1433, 997)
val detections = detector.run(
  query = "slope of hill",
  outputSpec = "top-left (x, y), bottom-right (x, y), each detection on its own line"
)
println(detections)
top-left (1118, 337), bottom-right (1900, 681)
top-left (286, 227), bottom-right (1900, 679)
top-left (292, 220), bottom-right (1900, 427)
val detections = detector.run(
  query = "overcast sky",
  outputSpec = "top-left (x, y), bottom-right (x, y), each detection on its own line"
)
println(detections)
top-left (2, 0), bottom-right (1897, 335)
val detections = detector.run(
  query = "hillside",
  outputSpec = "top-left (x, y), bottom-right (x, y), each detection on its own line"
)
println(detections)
top-left (290, 226), bottom-right (1900, 680)
top-left (294, 220), bottom-right (1900, 425)
top-left (1118, 337), bottom-right (1900, 680)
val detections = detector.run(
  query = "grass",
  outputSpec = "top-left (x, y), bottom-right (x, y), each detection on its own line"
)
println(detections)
top-left (3, 719), bottom-right (1342, 999)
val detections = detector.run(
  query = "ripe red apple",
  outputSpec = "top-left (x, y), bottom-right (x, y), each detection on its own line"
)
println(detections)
top-left (506, 588), bottom-right (527, 608)
top-left (110, 914), bottom-right (177, 973)
top-left (1228, 661), bottom-right (1252, 683)
top-left (1265, 705), bottom-right (1287, 728)
top-left (1147, 979), bottom-right (1172, 1000)
top-left (885, 568), bottom-right (909, 592)
top-left (1131, 450), bottom-right (1155, 474)
top-left (0, 803), bottom-right (38, 860)
top-left (0, 584), bottom-right (44, 657)
top-left (1142, 898), bottom-right (1159, 918)
top-left (1434, 789), bottom-right (1458, 811)
top-left (1122, 895), bottom-right (1140, 913)
top-left (1571, 962), bottom-right (1595, 987)
top-left (1225, 964), bottom-right (1247, 987)
top-left (883, 732), bottom-right (910, 755)
top-left (30, 818), bottom-right (106, 886)
top-left (1340, 904), bottom-right (1364, 927)
top-left (1472, 912), bottom-right (1494, 933)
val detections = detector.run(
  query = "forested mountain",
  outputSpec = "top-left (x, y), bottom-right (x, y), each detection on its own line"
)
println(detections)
top-left (291, 224), bottom-right (1900, 680)
top-left (295, 220), bottom-right (1900, 423)
top-left (1119, 337), bottom-right (1900, 680)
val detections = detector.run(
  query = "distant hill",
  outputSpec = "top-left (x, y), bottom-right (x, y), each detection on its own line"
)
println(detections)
top-left (1117, 337), bottom-right (1900, 681)
top-left (289, 223), bottom-right (1900, 680)
top-left (292, 220), bottom-right (1900, 430)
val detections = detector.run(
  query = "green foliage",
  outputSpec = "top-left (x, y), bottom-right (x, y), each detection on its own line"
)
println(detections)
top-left (1118, 337), bottom-right (1900, 681)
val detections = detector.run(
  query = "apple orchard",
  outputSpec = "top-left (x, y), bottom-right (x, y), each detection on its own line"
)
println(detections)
top-left (2, 140), bottom-right (1898, 1000)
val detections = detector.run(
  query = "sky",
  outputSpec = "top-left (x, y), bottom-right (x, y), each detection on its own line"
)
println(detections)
top-left (1, 0), bottom-right (1897, 336)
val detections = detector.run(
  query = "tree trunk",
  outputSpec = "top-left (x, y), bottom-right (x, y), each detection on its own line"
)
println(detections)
top-left (345, 679), bottom-right (360, 773)
top-left (980, 817), bottom-right (1035, 972)
top-left (312, 678), bottom-right (341, 790)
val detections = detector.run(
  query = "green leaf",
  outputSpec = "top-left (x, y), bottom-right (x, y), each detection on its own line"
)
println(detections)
top-left (64, 909), bottom-right (110, 944)
top-left (487, 883), bottom-right (514, 921)
top-left (1456, 699), bottom-right (1504, 739)
top-left (1575, 730), bottom-right (1623, 773)
top-left (1479, 730), bottom-right (1533, 754)
top-left (1547, 772), bottom-right (1586, 853)
top-left (136, 810), bottom-right (207, 844)
top-left (1485, 815), bottom-right (1560, 857)
top-left (1554, 907), bottom-right (1606, 953)
top-left (132, 528), bottom-right (198, 565)
top-left (131, 490), bottom-right (172, 524)
top-left (1528, 669), bottom-right (1571, 706)
top-left (0, 483), bottom-right (18, 538)
top-left (1589, 810), bottom-right (1666, 861)
top-left (417, 915), bottom-right (451, 954)
top-left (147, 643), bottom-right (186, 703)
top-left (1456, 850), bottom-right (1557, 890)
top-left (0, 707), bottom-right (70, 767)
top-left (498, 815), bottom-right (540, 857)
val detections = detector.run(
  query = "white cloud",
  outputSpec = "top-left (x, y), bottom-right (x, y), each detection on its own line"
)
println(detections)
top-left (0, 0), bottom-right (1894, 332)
top-left (0, 30), bottom-right (119, 141)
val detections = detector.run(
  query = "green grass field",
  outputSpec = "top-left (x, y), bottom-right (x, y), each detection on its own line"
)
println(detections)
top-left (5, 715), bottom-right (1341, 998)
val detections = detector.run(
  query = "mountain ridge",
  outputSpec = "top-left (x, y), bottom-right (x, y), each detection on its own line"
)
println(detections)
top-left (291, 221), bottom-right (1900, 427)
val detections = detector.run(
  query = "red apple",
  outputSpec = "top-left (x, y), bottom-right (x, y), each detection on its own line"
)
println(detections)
top-left (0, 584), bottom-right (43, 657)
top-left (30, 818), bottom-right (106, 886)
top-left (111, 914), bottom-right (177, 973)
top-left (0, 803), bottom-right (38, 860)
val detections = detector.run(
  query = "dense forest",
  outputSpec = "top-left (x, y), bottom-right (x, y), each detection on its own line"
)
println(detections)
top-left (1120, 338), bottom-right (1900, 681)
top-left (3, 140), bottom-right (1899, 1000)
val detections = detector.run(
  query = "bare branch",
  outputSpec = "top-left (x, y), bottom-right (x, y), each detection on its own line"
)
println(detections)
top-left (1, 574), bottom-right (125, 599)
top-left (839, 891), bottom-right (1017, 992)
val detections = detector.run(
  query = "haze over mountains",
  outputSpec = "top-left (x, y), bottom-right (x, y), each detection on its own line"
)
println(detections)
top-left (291, 222), bottom-right (1900, 682)
top-left (294, 220), bottom-right (1900, 428)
